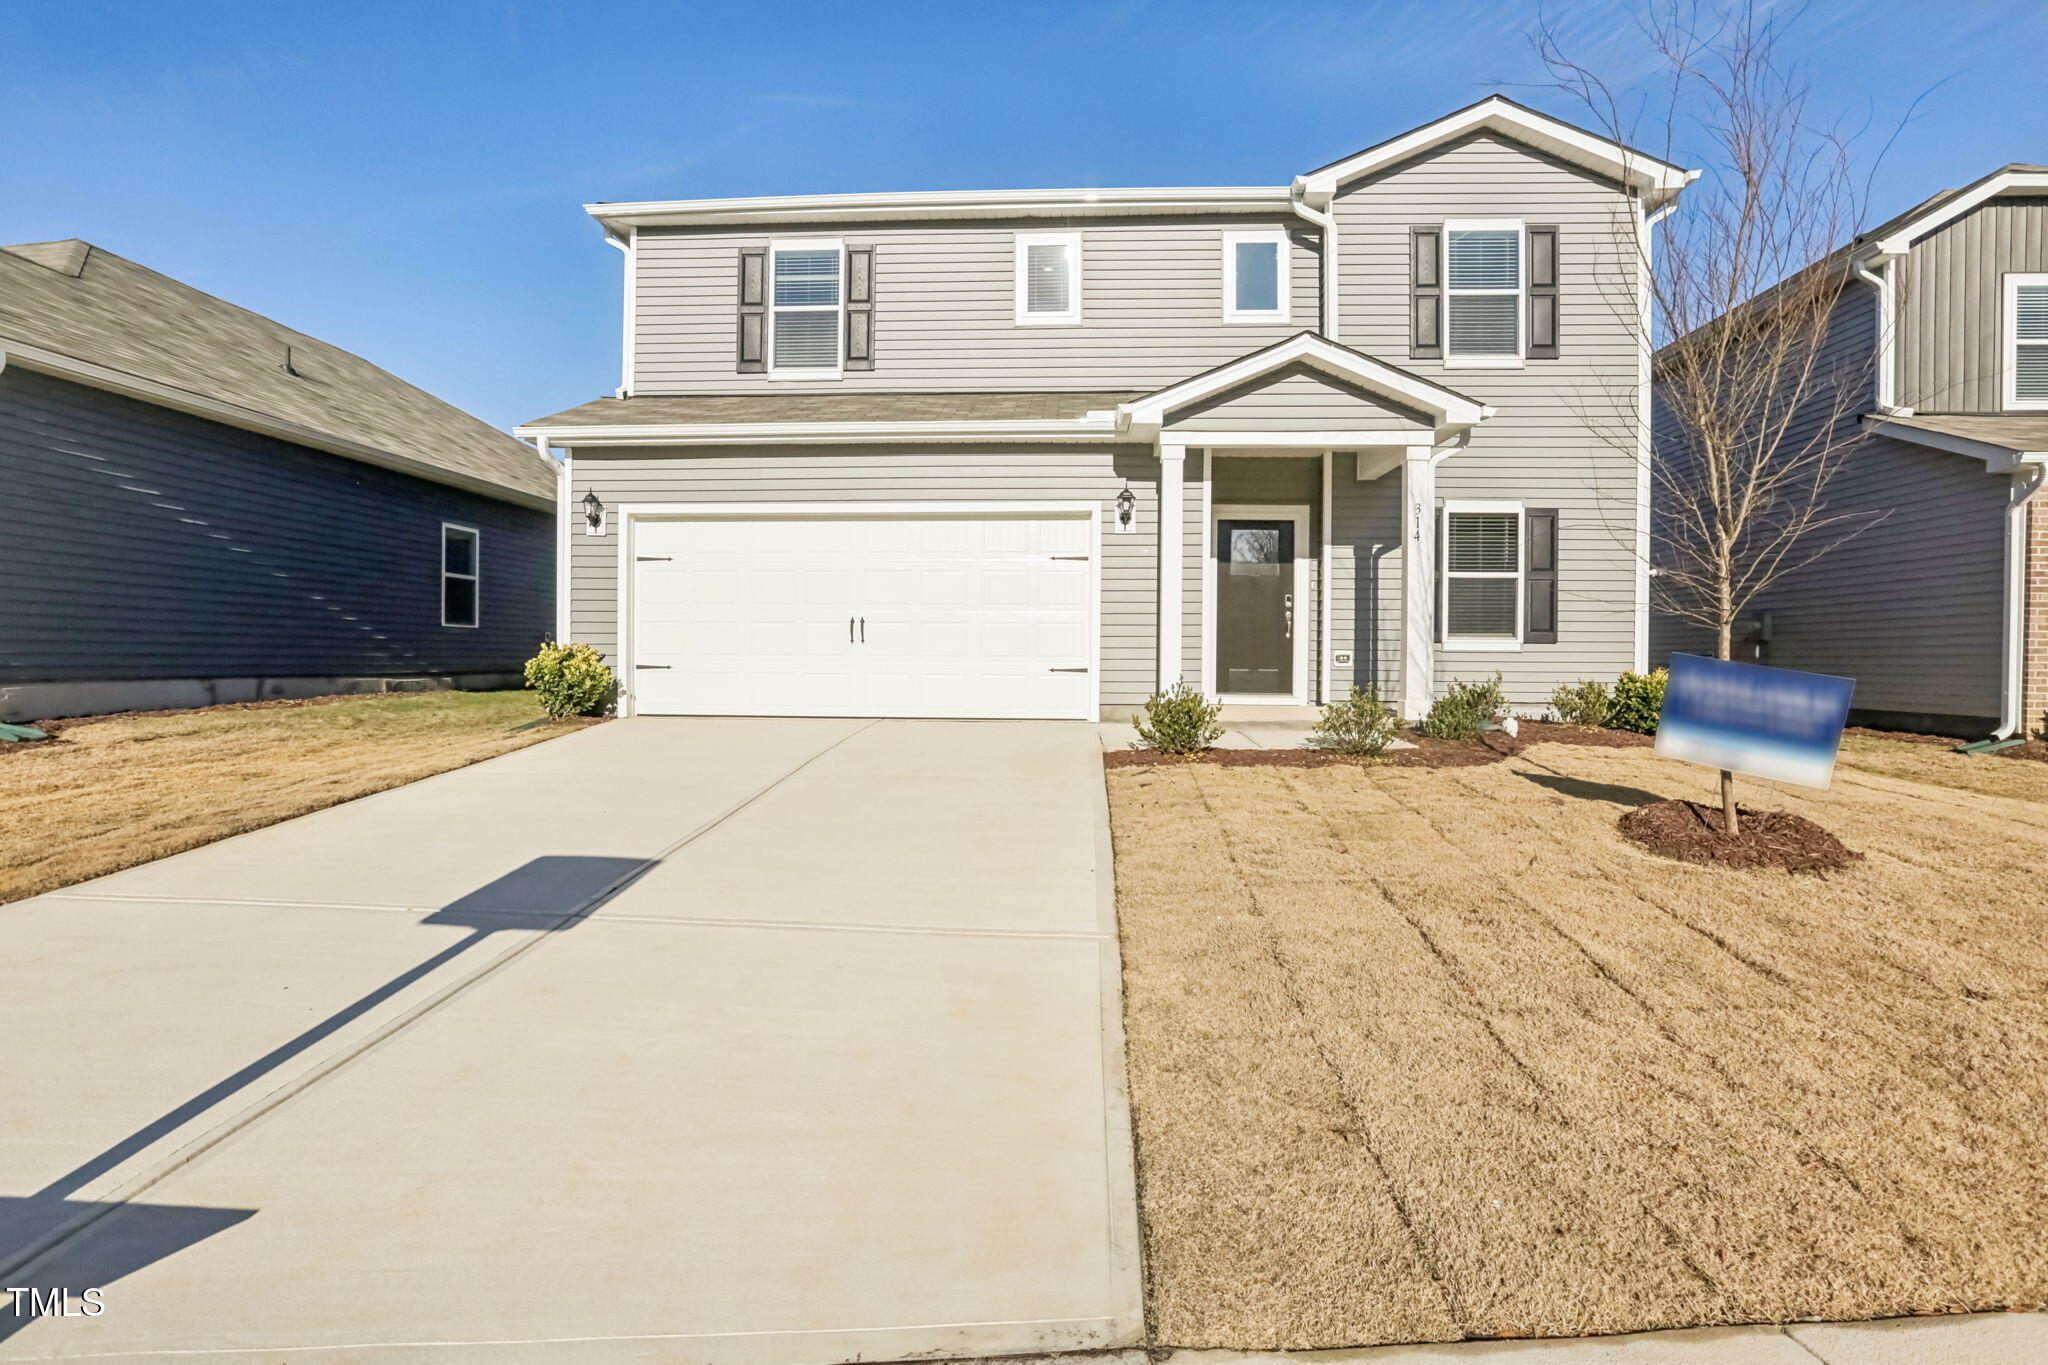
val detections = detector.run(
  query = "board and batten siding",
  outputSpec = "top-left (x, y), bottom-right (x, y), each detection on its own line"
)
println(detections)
top-left (1332, 132), bottom-right (1645, 703)
top-left (0, 366), bottom-right (553, 684)
top-left (1654, 285), bottom-right (2008, 725)
top-left (565, 444), bottom-right (1201, 710)
top-left (1166, 364), bottom-right (1432, 433)
top-left (631, 218), bottom-right (1320, 394)
top-left (1897, 196), bottom-right (2048, 414)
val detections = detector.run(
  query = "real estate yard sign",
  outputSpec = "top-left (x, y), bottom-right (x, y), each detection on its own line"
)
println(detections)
top-left (1655, 654), bottom-right (1855, 790)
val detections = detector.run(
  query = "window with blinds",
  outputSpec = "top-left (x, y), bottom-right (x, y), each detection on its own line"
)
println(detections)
top-left (1445, 224), bottom-right (1523, 362)
top-left (1015, 233), bottom-right (1080, 324)
top-left (1443, 507), bottom-right (1522, 644)
top-left (2009, 276), bottom-right (2048, 408)
top-left (770, 243), bottom-right (843, 371)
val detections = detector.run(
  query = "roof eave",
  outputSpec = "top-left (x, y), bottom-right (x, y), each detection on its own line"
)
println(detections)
top-left (1119, 333), bottom-right (1490, 436)
top-left (0, 338), bottom-right (554, 510)
top-left (1862, 169), bottom-right (2048, 259)
top-left (1864, 414), bottom-right (2048, 474)
top-left (588, 186), bottom-right (1295, 231)
top-left (513, 416), bottom-right (1126, 446)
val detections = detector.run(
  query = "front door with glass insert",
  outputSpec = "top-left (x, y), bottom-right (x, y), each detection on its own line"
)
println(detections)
top-left (1215, 519), bottom-right (1295, 696)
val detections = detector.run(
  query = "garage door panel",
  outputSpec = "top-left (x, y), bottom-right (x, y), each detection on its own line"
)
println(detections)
top-left (630, 512), bottom-right (1095, 720)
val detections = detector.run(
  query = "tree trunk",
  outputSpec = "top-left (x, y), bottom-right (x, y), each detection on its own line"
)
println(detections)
top-left (1717, 608), bottom-right (1739, 836)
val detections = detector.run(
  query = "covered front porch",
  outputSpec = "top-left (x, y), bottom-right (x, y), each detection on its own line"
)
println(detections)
top-left (1118, 334), bottom-right (1491, 721)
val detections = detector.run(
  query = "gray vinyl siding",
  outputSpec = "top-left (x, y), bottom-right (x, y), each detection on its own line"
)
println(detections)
top-left (1328, 454), bottom-right (1403, 697)
top-left (632, 218), bottom-right (1320, 394)
top-left (564, 444), bottom-right (1184, 709)
top-left (1332, 132), bottom-right (1643, 702)
top-left (0, 366), bottom-right (553, 683)
top-left (1165, 364), bottom-right (1431, 432)
top-left (1208, 455), bottom-right (1322, 699)
top-left (1655, 285), bottom-right (2008, 723)
top-left (1898, 197), bottom-right (2048, 414)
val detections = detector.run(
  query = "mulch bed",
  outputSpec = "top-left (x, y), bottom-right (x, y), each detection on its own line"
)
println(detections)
top-left (1618, 798), bottom-right (1862, 873)
top-left (1104, 719), bottom-right (1651, 770)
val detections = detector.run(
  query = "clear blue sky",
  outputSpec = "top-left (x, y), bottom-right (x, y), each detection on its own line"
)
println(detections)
top-left (4, 0), bottom-right (2045, 432)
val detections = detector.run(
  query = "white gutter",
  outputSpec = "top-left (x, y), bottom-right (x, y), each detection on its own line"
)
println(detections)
top-left (1287, 187), bottom-right (1339, 338)
top-left (512, 415), bottom-right (1125, 446)
top-left (590, 184), bottom-right (1293, 230)
top-left (1997, 462), bottom-right (2045, 739)
top-left (0, 338), bottom-right (554, 512)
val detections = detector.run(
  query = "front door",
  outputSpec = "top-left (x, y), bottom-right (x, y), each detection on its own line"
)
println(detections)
top-left (1215, 518), bottom-right (1296, 697)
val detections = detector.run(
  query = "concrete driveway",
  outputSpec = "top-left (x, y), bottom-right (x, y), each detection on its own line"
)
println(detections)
top-left (1, 718), bottom-right (1141, 1362)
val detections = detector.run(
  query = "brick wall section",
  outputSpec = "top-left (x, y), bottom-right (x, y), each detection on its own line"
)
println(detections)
top-left (2026, 493), bottom-right (2048, 738)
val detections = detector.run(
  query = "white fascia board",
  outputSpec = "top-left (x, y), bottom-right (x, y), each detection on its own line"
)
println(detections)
top-left (1120, 334), bottom-right (1488, 432)
top-left (1165, 429), bottom-right (1437, 448)
top-left (511, 416), bottom-right (1124, 446)
top-left (1868, 171), bottom-right (2048, 258)
top-left (1864, 415), bottom-right (2048, 474)
top-left (0, 337), bottom-right (555, 512)
top-left (588, 185), bottom-right (1292, 230)
top-left (1296, 96), bottom-right (1697, 207)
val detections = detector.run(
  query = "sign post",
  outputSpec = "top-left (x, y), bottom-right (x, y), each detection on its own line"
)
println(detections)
top-left (1655, 654), bottom-right (1855, 831)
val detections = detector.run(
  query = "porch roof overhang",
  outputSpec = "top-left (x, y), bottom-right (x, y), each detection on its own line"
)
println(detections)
top-left (1117, 332), bottom-right (1492, 444)
top-left (1863, 412), bottom-right (2048, 475)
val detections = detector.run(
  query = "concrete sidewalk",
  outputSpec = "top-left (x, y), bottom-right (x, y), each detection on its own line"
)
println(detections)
top-left (2, 718), bottom-right (1140, 1362)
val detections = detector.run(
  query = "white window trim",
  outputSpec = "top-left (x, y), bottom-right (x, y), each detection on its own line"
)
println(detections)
top-left (1440, 500), bottom-right (1522, 650)
top-left (766, 237), bottom-right (845, 380)
top-left (1222, 229), bottom-right (1290, 324)
top-left (1015, 232), bottom-right (1081, 326)
top-left (2004, 272), bottom-right (2048, 411)
top-left (1442, 218), bottom-right (1525, 370)
top-left (441, 522), bottom-right (480, 629)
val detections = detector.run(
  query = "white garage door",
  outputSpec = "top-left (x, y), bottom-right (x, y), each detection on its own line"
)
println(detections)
top-left (627, 510), bottom-right (1096, 720)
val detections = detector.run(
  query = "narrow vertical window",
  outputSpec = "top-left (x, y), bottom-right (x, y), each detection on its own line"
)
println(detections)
top-left (1223, 230), bottom-right (1289, 323)
top-left (442, 524), bottom-right (480, 628)
top-left (1015, 232), bottom-right (1080, 324)
top-left (1444, 221), bottom-right (1524, 364)
top-left (769, 240), bottom-right (843, 373)
top-left (2006, 274), bottom-right (2048, 409)
top-left (1442, 504), bottom-right (1522, 646)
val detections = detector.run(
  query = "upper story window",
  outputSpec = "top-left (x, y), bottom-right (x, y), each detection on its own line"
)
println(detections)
top-left (1015, 232), bottom-right (1080, 325)
top-left (441, 523), bottom-right (479, 628)
top-left (1441, 503), bottom-right (1522, 647)
top-left (770, 239), bottom-right (843, 375)
top-left (2006, 273), bottom-right (2048, 410)
top-left (1224, 230), bottom-right (1290, 324)
top-left (1444, 221), bottom-right (1524, 366)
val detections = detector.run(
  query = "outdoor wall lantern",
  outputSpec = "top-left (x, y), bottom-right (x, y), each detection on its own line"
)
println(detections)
top-left (581, 490), bottom-right (606, 535)
top-left (1115, 485), bottom-right (1136, 535)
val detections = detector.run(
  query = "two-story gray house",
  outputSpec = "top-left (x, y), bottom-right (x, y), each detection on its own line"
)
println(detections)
top-left (1652, 165), bottom-right (2048, 738)
top-left (521, 98), bottom-right (1694, 722)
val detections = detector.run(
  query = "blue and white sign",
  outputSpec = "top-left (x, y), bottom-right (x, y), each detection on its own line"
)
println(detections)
top-left (1654, 654), bottom-right (1855, 790)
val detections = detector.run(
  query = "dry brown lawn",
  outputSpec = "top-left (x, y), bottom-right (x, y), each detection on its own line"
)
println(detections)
top-left (1108, 735), bottom-right (2048, 1349)
top-left (1, 692), bottom-right (589, 905)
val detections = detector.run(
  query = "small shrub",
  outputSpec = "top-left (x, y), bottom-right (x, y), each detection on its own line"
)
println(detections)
top-left (1550, 679), bottom-right (1612, 728)
top-left (1609, 668), bottom-right (1669, 734)
top-left (524, 641), bottom-right (617, 720)
top-left (1132, 683), bottom-right (1224, 755)
top-left (1420, 672), bottom-right (1508, 742)
top-left (1309, 688), bottom-right (1401, 757)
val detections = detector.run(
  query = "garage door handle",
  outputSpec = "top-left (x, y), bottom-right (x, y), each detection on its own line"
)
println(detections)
top-left (1050, 555), bottom-right (1089, 561)
top-left (849, 616), bottom-right (855, 643)
top-left (635, 664), bottom-right (671, 670)
top-left (1049, 666), bottom-right (1089, 673)
top-left (636, 556), bottom-right (672, 562)
top-left (859, 616), bottom-right (865, 642)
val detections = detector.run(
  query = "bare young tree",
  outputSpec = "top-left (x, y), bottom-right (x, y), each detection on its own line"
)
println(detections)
top-left (1535, 1), bottom-right (1886, 833)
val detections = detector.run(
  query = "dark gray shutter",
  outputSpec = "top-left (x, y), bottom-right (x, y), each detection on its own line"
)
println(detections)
top-left (1527, 226), bottom-right (1559, 360)
top-left (844, 245), bottom-right (875, 371)
top-left (1525, 507), bottom-right (1559, 643)
top-left (1410, 226), bottom-right (1442, 359)
top-left (737, 247), bottom-right (767, 373)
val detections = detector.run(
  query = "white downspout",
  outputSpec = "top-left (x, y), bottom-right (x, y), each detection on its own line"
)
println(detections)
top-left (1289, 183), bottom-right (1338, 338)
top-left (540, 438), bottom-right (570, 643)
top-left (1996, 463), bottom-right (2043, 739)
top-left (1850, 256), bottom-right (1905, 415)
top-left (605, 228), bottom-right (634, 398)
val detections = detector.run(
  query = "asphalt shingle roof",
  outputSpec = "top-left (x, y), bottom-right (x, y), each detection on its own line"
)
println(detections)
top-left (1876, 411), bottom-right (2048, 453)
top-left (0, 240), bottom-right (554, 503)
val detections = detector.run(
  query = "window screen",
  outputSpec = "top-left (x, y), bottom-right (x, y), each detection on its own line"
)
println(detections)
top-left (2015, 282), bottom-right (2048, 403)
top-left (771, 247), bottom-right (841, 369)
top-left (442, 525), bottom-right (479, 628)
top-left (1446, 228), bottom-right (1521, 357)
top-left (1233, 240), bottom-right (1280, 313)
top-left (1025, 242), bottom-right (1072, 314)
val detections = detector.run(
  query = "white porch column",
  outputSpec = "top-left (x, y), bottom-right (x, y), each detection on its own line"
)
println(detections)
top-left (1158, 443), bottom-right (1186, 693)
top-left (1400, 450), bottom-right (1436, 721)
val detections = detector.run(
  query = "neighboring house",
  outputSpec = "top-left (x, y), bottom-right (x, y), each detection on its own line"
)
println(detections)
top-left (1650, 166), bottom-right (2048, 738)
top-left (519, 98), bottom-right (1695, 722)
top-left (0, 240), bottom-right (556, 723)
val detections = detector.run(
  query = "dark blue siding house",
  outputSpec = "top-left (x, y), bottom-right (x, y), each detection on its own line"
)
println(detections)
top-left (0, 239), bottom-right (556, 721)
